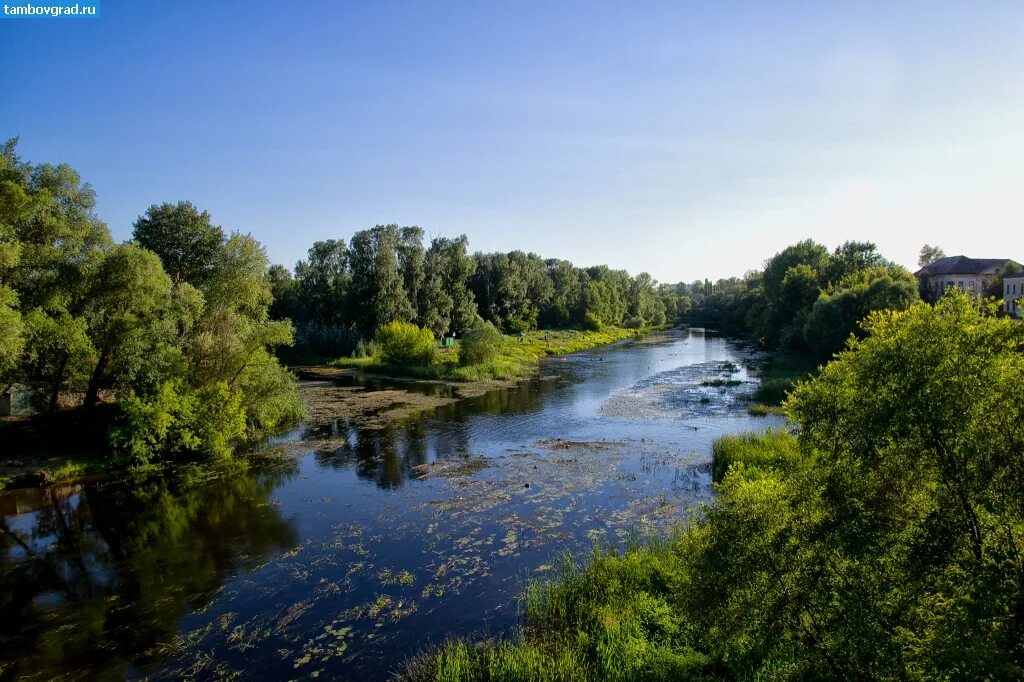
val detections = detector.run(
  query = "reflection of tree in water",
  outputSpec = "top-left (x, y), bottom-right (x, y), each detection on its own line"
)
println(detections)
top-left (0, 462), bottom-right (298, 679)
top-left (313, 419), bottom-right (464, 488)
top-left (435, 375), bottom-right (564, 423)
top-left (311, 378), bottom-right (564, 488)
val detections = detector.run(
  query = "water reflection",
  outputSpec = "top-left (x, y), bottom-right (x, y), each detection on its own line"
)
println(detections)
top-left (308, 375), bottom-right (564, 488)
top-left (0, 463), bottom-right (298, 679)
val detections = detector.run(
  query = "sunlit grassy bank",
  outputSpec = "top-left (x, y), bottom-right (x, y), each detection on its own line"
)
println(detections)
top-left (332, 327), bottom-right (642, 382)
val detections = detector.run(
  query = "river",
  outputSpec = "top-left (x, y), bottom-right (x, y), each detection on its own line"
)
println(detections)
top-left (0, 328), bottom-right (782, 680)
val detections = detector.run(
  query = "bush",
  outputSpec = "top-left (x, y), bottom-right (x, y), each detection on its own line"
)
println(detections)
top-left (458, 320), bottom-right (503, 366)
top-left (623, 315), bottom-right (644, 329)
top-left (376, 321), bottom-right (436, 366)
top-left (581, 312), bottom-right (603, 331)
top-left (111, 380), bottom-right (246, 465)
top-left (502, 316), bottom-right (533, 334)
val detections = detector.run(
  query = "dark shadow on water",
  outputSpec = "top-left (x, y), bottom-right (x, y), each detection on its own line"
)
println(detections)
top-left (0, 462), bottom-right (299, 679)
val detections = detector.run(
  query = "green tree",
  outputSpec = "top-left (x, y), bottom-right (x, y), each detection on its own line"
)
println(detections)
top-left (398, 226), bottom-right (425, 318)
top-left (294, 239), bottom-right (348, 324)
top-left (348, 225), bottom-right (415, 337)
top-left (420, 235), bottom-right (476, 337)
top-left (375, 321), bottom-right (436, 366)
top-left (267, 263), bottom-right (301, 321)
top-left (785, 291), bottom-right (1024, 676)
top-left (82, 244), bottom-right (176, 408)
top-left (132, 202), bottom-right (224, 286)
top-left (0, 138), bottom-right (110, 404)
top-left (918, 243), bottom-right (945, 268)
top-left (803, 265), bottom-right (919, 357)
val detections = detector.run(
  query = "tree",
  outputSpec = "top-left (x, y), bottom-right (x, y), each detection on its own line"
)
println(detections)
top-left (785, 291), bottom-right (1024, 676)
top-left (0, 138), bottom-right (110, 404)
top-left (803, 265), bottom-right (919, 357)
top-left (397, 226), bottom-right (425, 318)
top-left (133, 202), bottom-right (224, 287)
top-left (294, 239), bottom-right (349, 325)
top-left (420, 235), bottom-right (476, 338)
top-left (348, 225), bottom-right (415, 337)
top-left (375, 321), bottom-right (435, 366)
top-left (82, 244), bottom-right (175, 408)
top-left (918, 244), bottom-right (945, 268)
top-left (267, 264), bottom-right (300, 321)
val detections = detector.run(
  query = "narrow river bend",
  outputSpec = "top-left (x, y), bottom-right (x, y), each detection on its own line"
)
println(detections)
top-left (0, 328), bottom-right (782, 680)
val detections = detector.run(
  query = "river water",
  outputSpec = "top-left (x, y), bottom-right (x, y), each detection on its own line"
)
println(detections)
top-left (0, 328), bottom-right (782, 680)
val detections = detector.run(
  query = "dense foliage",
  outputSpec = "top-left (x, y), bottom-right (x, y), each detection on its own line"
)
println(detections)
top-left (457, 320), bottom-right (503, 366)
top-left (0, 140), bottom-right (303, 464)
top-left (375, 321), bottom-right (437, 367)
top-left (411, 292), bottom-right (1024, 680)
top-left (687, 239), bottom-right (920, 358)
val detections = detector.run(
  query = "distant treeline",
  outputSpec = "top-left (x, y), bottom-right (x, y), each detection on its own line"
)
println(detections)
top-left (267, 227), bottom-right (692, 358)
top-left (682, 239), bottom-right (920, 357)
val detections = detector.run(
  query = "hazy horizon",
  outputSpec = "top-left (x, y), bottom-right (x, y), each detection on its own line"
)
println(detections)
top-left (3, 1), bottom-right (1022, 281)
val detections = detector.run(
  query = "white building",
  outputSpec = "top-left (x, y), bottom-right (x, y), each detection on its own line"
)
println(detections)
top-left (1005, 276), bottom-right (1024, 317)
top-left (915, 256), bottom-right (1020, 302)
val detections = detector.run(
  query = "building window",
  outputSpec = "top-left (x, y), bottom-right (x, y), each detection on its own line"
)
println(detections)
top-left (969, 281), bottom-right (975, 291)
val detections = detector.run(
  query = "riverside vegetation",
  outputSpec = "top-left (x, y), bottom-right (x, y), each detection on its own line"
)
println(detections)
top-left (408, 292), bottom-right (1024, 680)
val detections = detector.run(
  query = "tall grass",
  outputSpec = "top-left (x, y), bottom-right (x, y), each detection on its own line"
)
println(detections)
top-left (711, 428), bottom-right (802, 483)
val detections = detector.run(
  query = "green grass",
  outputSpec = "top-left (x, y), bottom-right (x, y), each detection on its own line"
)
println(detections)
top-left (747, 403), bottom-right (785, 417)
top-left (700, 378), bottom-right (744, 387)
top-left (399, 541), bottom-right (720, 682)
top-left (333, 327), bottom-right (641, 383)
top-left (710, 428), bottom-right (802, 483)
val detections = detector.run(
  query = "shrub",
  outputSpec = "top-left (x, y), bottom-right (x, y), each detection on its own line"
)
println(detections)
top-left (503, 316), bottom-right (533, 334)
top-left (623, 315), bottom-right (644, 329)
top-left (376, 321), bottom-right (436, 366)
top-left (581, 312), bottom-right (603, 331)
top-left (458, 320), bottom-right (503, 366)
top-left (111, 380), bottom-right (246, 465)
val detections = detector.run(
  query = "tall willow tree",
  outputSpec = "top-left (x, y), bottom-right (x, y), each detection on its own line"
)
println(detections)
top-left (419, 235), bottom-right (476, 337)
top-left (0, 137), bottom-right (110, 406)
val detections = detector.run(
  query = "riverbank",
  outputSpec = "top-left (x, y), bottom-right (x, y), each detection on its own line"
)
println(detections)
top-left (294, 327), bottom-right (649, 430)
top-left (0, 327), bottom-right (651, 489)
top-left (332, 326), bottom-right (643, 382)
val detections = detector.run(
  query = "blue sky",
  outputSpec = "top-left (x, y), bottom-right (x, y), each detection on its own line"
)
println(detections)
top-left (2, 1), bottom-right (1022, 281)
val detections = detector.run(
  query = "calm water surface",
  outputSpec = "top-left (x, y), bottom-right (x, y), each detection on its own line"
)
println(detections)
top-left (1, 329), bottom-right (782, 680)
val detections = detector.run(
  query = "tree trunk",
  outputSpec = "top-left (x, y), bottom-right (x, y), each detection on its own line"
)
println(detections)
top-left (48, 352), bottom-right (69, 412)
top-left (83, 344), bottom-right (110, 409)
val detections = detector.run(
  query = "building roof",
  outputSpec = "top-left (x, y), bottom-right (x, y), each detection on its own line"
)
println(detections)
top-left (915, 255), bottom-right (1020, 277)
